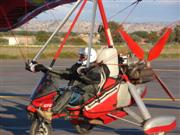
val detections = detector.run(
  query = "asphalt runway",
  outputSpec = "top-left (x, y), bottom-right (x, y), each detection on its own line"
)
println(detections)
top-left (0, 59), bottom-right (180, 135)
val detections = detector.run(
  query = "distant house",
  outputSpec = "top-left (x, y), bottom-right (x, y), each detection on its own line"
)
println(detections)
top-left (2, 36), bottom-right (35, 45)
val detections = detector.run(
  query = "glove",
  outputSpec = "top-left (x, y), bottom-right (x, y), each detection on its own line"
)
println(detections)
top-left (25, 60), bottom-right (48, 73)
top-left (59, 73), bottom-right (71, 80)
top-left (25, 60), bottom-right (37, 72)
top-left (34, 64), bottom-right (48, 73)
top-left (77, 66), bottom-right (88, 75)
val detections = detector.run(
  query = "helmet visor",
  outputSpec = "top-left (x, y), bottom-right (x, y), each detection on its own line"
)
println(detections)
top-left (79, 54), bottom-right (87, 61)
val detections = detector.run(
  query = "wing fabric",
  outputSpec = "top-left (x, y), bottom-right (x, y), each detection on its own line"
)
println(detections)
top-left (0, 0), bottom-right (77, 31)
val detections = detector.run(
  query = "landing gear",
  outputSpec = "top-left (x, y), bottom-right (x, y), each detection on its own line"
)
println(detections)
top-left (73, 121), bottom-right (94, 134)
top-left (30, 120), bottom-right (52, 135)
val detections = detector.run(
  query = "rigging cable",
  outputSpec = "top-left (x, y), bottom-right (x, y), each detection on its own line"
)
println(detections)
top-left (108, 0), bottom-right (142, 22)
top-left (45, 3), bottom-right (61, 26)
top-left (24, 0), bottom-right (30, 59)
top-left (98, 0), bottom-right (142, 42)
top-left (119, 0), bottom-right (141, 25)
top-left (0, 6), bottom-right (27, 61)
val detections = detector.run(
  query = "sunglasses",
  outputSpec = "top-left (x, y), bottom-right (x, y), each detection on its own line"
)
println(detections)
top-left (79, 54), bottom-right (87, 60)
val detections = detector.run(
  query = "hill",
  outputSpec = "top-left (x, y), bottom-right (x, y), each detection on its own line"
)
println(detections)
top-left (15, 20), bottom-right (175, 33)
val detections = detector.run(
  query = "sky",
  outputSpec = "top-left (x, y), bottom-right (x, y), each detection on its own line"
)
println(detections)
top-left (37, 0), bottom-right (180, 23)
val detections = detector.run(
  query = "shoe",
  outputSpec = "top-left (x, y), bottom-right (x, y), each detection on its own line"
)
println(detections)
top-left (36, 109), bottom-right (53, 123)
top-left (89, 119), bottom-right (103, 125)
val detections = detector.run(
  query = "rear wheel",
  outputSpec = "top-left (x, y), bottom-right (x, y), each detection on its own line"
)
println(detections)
top-left (30, 120), bottom-right (52, 135)
top-left (73, 121), bottom-right (94, 134)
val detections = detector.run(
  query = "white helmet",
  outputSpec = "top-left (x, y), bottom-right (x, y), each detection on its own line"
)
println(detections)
top-left (78, 47), bottom-right (97, 65)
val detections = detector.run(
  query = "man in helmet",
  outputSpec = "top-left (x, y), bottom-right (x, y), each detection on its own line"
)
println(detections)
top-left (27, 47), bottom-right (102, 122)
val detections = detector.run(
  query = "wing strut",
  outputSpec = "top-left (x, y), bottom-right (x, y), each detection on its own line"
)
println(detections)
top-left (87, 0), bottom-right (98, 68)
top-left (33, 0), bottom-right (82, 62)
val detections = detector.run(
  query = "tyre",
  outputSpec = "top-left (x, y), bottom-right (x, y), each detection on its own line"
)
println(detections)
top-left (30, 120), bottom-right (52, 135)
top-left (73, 122), bottom-right (94, 134)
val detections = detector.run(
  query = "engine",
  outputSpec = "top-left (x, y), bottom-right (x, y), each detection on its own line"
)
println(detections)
top-left (118, 54), bottom-right (154, 84)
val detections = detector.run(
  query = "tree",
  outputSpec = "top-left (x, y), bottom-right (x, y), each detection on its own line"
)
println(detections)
top-left (160, 27), bottom-right (176, 43)
top-left (99, 21), bottom-right (123, 44)
top-left (174, 25), bottom-right (180, 43)
top-left (0, 38), bottom-right (8, 45)
top-left (130, 34), bottom-right (141, 42)
top-left (66, 37), bottom-right (86, 45)
top-left (168, 31), bottom-right (176, 43)
top-left (160, 25), bottom-right (180, 43)
top-left (51, 36), bottom-right (60, 44)
top-left (131, 31), bottom-right (149, 39)
top-left (35, 31), bottom-right (49, 44)
top-left (147, 31), bottom-right (159, 43)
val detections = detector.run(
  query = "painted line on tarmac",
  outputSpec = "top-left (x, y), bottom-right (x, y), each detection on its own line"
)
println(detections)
top-left (143, 98), bottom-right (180, 101)
top-left (154, 69), bottom-right (180, 72)
top-left (0, 96), bottom-right (30, 101)
top-left (0, 126), bottom-right (29, 130)
top-left (0, 126), bottom-right (179, 134)
top-left (1, 96), bottom-right (180, 102)
top-left (0, 126), bottom-right (147, 132)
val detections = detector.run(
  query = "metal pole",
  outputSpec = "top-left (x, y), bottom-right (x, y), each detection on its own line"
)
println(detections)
top-left (107, 114), bottom-right (142, 127)
top-left (50, 0), bottom-right (88, 68)
top-left (87, 0), bottom-right (97, 68)
top-left (121, 68), bottom-right (151, 120)
top-left (33, 0), bottom-right (82, 61)
top-left (97, 0), bottom-right (114, 47)
top-left (127, 82), bottom-right (151, 120)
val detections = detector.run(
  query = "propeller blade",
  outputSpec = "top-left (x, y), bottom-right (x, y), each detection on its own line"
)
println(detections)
top-left (118, 29), bottom-right (145, 60)
top-left (152, 70), bottom-right (175, 101)
top-left (147, 28), bottom-right (172, 61)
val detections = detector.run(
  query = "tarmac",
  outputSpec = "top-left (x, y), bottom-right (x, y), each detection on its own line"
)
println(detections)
top-left (0, 59), bottom-right (180, 135)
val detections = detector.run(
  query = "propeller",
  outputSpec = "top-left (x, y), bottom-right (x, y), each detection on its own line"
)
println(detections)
top-left (118, 27), bottom-right (175, 101)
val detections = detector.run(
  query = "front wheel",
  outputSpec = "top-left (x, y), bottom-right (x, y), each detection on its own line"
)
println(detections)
top-left (30, 120), bottom-right (52, 135)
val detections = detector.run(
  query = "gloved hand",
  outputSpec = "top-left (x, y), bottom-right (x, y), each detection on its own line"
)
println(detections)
top-left (25, 60), bottom-right (37, 72)
top-left (77, 66), bottom-right (88, 75)
top-left (25, 61), bottom-right (48, 73)
top-left (34, 64), bottom-right (48, 73)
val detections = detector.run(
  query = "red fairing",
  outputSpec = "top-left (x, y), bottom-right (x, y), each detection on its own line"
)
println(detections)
top-left (32, 91), bottom-right (57, 110)
top-left (83, 88), bottom-right (118, 119)
top-left (145, 120), bottom-right (176, 134)
top-left (53, 110), bottom-right (80, 119)
top-left (27, 105), bottom-right (36, 113)
top-left (102, 78), bottom-right (116, 90)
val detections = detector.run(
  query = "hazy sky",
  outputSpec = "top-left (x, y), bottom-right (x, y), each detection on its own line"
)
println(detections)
top-left (37, 0), bottom-right (180, 23)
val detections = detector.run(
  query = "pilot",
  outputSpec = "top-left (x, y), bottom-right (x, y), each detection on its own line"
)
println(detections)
top-left (28, 47), bottom-right (102, 122)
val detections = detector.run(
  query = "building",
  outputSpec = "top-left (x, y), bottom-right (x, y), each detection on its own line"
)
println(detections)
top-left (2, 36), bottom-right (35, 45)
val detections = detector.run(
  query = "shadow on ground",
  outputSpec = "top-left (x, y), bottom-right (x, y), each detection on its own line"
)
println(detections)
top-left (0, 93), bottom-right (179, 135)
top-left (0, 98), bottom-right (30, 135)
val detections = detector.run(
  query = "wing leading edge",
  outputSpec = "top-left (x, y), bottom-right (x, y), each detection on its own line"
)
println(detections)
top-left (0, 0), bottom-right (77, 31)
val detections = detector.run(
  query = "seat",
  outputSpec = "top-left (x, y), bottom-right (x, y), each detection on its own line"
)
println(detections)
top-left (96, 47), bottom-right (119, 92)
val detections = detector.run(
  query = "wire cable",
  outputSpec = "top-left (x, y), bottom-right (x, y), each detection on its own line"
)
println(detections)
top-left (108, 0), bottom-right (142, 21)
top-left (0, 6), bottom-right (27, 61)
